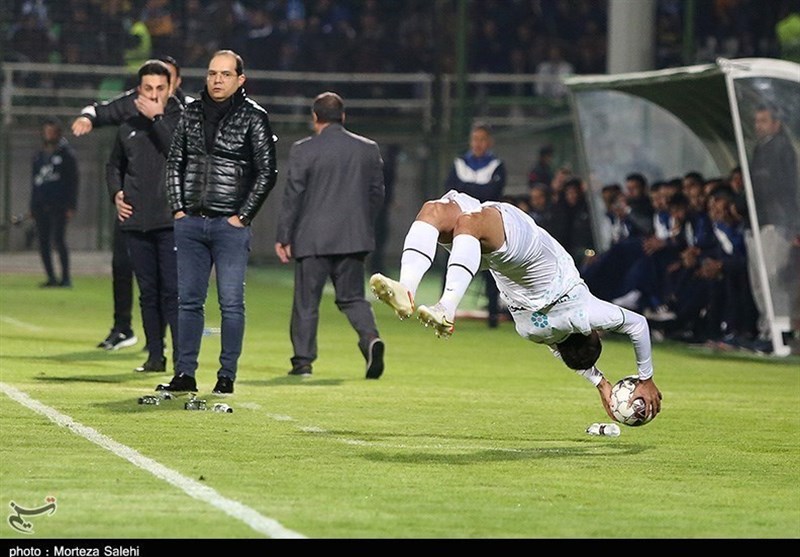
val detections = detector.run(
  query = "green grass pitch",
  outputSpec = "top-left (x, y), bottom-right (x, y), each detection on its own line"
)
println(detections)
top-left (1, 266), bottom-right (798, 539)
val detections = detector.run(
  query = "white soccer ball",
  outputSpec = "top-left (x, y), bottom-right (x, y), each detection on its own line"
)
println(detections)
top-left (609, 376), bottom-right (651, 427)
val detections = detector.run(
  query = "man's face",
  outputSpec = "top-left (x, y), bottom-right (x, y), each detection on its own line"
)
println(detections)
top-left (206, 54), bottom-right (245, 102)
top-left (138, 74), bottom-right (170, 107)
top-left (754, 110), bottom-right (780, 140)
top-left (469, 129), bottom-right (492, 158)
top-left (42, 124), bottom-right (60, 145)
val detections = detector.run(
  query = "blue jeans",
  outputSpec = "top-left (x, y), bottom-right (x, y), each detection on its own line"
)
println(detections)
top-left (174, 215), bottom-right (250, 380)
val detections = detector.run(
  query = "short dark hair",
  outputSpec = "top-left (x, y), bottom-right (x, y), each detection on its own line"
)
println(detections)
top-left (213, 49), bottom-right (244, 75)
top-left (540, 144), bottom-right (554, 157)
top-left (138, 59), bottom-right (171, 84)
top-left (42, 117), bottom-right (62, 133)
top-left (668, 191), bottom-right (690, 209)
top-left (471, 120), bottom-right (492, 135)
top-left (708, 183), bottom-right (736, 203)
top-left (158, 55), bottom-right (180, 77)
top-left (313, 91), bottom-right (344, 124)
top-left (683, 171), bottom-right (704, 185)
top-left (556, 331), bottom-right (602, 370)
top-left (626, 172), bottom-right (647, 188)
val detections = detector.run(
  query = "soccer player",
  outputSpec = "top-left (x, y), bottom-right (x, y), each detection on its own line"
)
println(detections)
top-left (369, 190), bottom-right (663, 422)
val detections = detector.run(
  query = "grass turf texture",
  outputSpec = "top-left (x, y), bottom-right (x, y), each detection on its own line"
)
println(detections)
top-left (0, 267), bottom-right (798, 539)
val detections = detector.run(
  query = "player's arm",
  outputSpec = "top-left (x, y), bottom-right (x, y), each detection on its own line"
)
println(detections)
top-left (72, 90), bottom-right (138, 136)
top-left (548, 345), bottom-right (615, 420)
top-left (590, 299), bottom-right (662, 418)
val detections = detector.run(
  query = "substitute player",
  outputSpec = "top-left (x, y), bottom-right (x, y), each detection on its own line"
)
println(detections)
top-left (370, 190), bottom-right (663, 422)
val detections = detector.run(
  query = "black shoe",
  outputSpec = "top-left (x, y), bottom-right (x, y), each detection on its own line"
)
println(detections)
top-left (39, 279), bottom-right (59, 288)
top-left (134, 356), bottom-right (167, 373)
top-left (288, 365), bottom-right (312, 377)
top-left (365, 337), bottom-right (385, 379)
top-left (59, 279), bottom-right (72, 288)
top-left (99, 330), bottom-right (138, 351)
top-left (212, 376), bottom-right (234, 394)
top-left (156, 373), bottom-right (197, 393)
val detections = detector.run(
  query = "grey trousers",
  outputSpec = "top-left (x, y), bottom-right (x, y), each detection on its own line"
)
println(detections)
top-left (290, 253), bottom-right (380, 369)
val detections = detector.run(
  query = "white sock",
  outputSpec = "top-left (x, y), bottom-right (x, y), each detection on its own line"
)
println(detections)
top-left (399, 221), bottom-right (439, 296)
top-left (439, 234), bottom-right (481, 318)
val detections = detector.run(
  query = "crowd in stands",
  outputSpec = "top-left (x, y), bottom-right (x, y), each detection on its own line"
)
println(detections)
top-left (5, 0), bottom-right (798, 93)
top-left (507, 163), bottom-right (767, 353)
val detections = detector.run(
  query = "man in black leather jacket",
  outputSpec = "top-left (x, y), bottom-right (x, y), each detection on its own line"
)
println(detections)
top-left (160, 50), bottom-right (278, 395)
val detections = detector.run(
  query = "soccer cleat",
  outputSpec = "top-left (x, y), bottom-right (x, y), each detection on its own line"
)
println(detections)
top-left (365, 337), bottom-right (385, 380)
top-left (156, 373), bottom-right (197, 393)
top-left (416, 303), bottom-right (455, 339)
top-left (99, 330), bottom-right (138, 351)
top-left (369, 273), bottom-right (415, 319)
top-left (212, 376), bottom-right (234, 395)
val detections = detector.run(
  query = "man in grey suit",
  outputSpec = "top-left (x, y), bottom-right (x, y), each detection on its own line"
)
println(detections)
top-left (275, 92), bottom-right (386, 379)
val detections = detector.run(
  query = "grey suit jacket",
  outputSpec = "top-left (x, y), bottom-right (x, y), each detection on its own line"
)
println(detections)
top-left (276, 123), bottom-right (385, 258)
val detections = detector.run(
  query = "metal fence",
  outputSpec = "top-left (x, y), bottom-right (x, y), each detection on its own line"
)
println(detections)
top-left (0, 62), bottom-right (575, 262)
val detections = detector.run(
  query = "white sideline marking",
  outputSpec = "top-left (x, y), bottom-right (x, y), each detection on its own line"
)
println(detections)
top-left (0, 315), bottom-right (44, 332)
top-left (0, 382), bottom-right (306, 539)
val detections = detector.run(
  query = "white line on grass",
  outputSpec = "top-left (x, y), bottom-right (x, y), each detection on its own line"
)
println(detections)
top-left (0, 315), bottom-right (44, 332)
top-left (0, 382), bottom-right (306, 539)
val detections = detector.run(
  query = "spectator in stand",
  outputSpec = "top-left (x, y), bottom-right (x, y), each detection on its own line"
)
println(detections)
top-left (527, 144), bottom-right (555, 191)
top-left (527, 182), bottom-right (563, 240)
top-left (624, 172), bottom-right (654, 237)
top-left (668, 185), bottom-right (759, 348)
top-left (727, 166), bottom-right (750, 228)
top-left (556, 178), bottom-right (594, 268)
top-left (535, 45), bottom-right (573, 100)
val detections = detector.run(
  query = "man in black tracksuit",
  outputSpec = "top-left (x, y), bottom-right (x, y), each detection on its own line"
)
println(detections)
top-left (106, 60), bottom-right (184, 373)
top-left (72, 55), bottom-right (191, 351)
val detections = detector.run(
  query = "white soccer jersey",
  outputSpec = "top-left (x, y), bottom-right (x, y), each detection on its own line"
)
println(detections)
top-left (440, 191), bottom-right (654, 378)
top-left (483, 201), bottom-right (583, 313)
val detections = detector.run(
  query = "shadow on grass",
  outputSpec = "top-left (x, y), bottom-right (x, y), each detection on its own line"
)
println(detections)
top-left (357, 442), bottom-right (647, 464)
top-left (92, 395), bottom-right (196, 414)
top-left (3, 348), bottom-right (142, 364)
top-left (301, 428), bottom-right (649, 463)
top-left (242, 376), bottom-right (345, 387)
top-left (33, 371), bottom-right (143, 384)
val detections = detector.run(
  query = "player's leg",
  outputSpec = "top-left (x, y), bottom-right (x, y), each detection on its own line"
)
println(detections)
top-left (370, 199), bottom-right (462, 319)
top-left (418, 207), bottom-right (504, 337)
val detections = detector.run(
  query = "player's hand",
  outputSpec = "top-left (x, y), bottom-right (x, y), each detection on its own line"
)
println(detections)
top-left (632, 377), bottom-right (662, 420)
top-left (71, 116), bottom-right (93, 136)
top-left (274, 242), bottom-right (292, 264)
top-left (134, 94), bottom-right (164, 120)
top-left (114, 191), bottom-right (133, 221)
top-left (596, 377), bottom-right (615, 420)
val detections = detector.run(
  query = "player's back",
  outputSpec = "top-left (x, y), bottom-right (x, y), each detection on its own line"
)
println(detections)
top-left (484, 201), bottom-right (583, 311)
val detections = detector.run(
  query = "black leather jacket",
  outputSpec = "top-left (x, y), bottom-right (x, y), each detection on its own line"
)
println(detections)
top-left (166, 87), bottom-right (277, 224)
